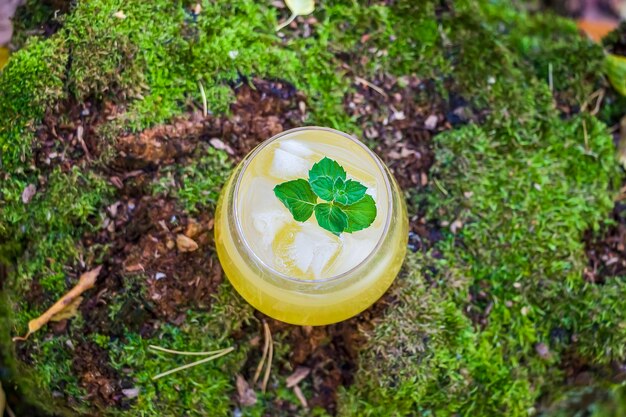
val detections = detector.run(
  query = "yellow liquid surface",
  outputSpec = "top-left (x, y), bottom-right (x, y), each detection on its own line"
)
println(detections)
top-left (215, 129), bottom-right (407, 325)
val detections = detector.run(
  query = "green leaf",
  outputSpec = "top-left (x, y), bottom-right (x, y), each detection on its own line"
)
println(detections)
top-left (342, 179), bottom-right (367, 204)
top-left (309, 157), bottom-right (346, 183)
top-left (338, 194), bottom-right (377, 232)
top-left (310, 177), bottom-right (335, 201)
top-left (314, 203), bottom-right (348, 235)
top-left (274, 179), bottom-right (318, 222)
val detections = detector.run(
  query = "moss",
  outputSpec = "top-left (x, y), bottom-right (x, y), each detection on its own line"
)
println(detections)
top-left (0, 36), bottom-right (67, 170)
top-left (152, 147), bottom-right (232, 214)
top-left (108, 281), bottom-right (255, 417)
top-left (343, 117), bottom-right (621, 415)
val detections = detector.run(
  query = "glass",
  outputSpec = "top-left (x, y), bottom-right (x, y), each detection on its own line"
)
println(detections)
top-left (215, 127), bottom-right (408, 325)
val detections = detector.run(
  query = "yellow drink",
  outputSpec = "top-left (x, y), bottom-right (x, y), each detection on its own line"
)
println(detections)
top-left (215, 127), bottom-right (407, 325)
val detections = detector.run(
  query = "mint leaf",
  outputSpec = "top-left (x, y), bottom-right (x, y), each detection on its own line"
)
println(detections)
top-left (310, 177), bottom-right (335, 201)
top-left (342, 179), bottom-right (367, 204)
top-left (332, 178), bottom-right (349, 204)
top-left (274, 179), bottom-right (318, 222)
top-left (338, 194), bottom-right (377, 232)
top-left (314, 203), bottom-right (348, 235)
top-left (309, 157), bottom-right (346, 183)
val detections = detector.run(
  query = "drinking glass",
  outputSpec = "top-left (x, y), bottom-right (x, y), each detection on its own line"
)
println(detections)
top-left (215, 127), bottom-right (407, 325)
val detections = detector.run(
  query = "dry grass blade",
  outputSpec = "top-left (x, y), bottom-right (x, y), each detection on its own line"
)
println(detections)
top-left (252, 320), bottom-right (271, 386)
top-left (13, 266), bottom-right (102, 341)
top-left (354, 76), bottom-right (388, 98)
top-left (261, 321), bottom-right (273, 393)
top-left (198, 81), bottom-right (208, 117)
top-left (152, 347), bottom-right (234, 380)
top-left (148, 345), bottom-right (229, 356)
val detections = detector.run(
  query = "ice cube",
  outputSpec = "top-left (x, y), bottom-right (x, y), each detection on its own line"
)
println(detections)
top-left (287, 223), bottom-right (341, 278)
top-left (279, 140), bottom-right (313, 157)
top-left (269, 147), bottom-right (309, 179)
top-left (253, 210), bottom-right (290, 248)
top-left (334, 234), bottom-right (377, 274)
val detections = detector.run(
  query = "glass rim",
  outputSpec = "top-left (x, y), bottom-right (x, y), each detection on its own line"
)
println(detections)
top-left (232, 126), bottom-right (394, 284)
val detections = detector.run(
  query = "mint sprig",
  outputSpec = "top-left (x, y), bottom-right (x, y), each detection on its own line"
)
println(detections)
top-left (273, 157), bottom-right (377, 236)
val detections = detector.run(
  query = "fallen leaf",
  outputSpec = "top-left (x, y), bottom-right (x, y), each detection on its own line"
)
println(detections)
top-left (176, 234), bottom-right (199, 252)
top-left (122, 387), bottom-right (140, 399)
top-left (209, 138), bottom-right (234, 155)
top-left (185, 219), bottom-right (202, 238)
top-left (605, 53), bottom-right (626, 97)
top-left (424, 114), bottom-right (438, 130)
top-left (535, 343), bottom-right (551, 360)
top-left (276, 0), bottom-right (315, 31)
top-left (124, 263), bottom-right (145, 272)
top-left (21, 184), bottom-right (37, 204)
top-left (113, 10), bottom-right (126, 19)
top-left (13, 266), bottom-right (102, 341)
top-left (236, 375), bottom-right (257, 406)
top-left (286, 366), bottom-right (310, 388)
top-left (50, 296), bottom-right (83, 322)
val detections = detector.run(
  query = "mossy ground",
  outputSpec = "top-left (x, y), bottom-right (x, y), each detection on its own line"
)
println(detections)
top-left (1, 0), bottom-right (625, 416)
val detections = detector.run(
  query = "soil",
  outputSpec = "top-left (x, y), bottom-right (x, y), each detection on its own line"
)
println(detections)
top-left (584, 191), bottom-right (626, 283)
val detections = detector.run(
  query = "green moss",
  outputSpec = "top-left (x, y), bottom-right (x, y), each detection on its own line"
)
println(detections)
top-left (108, 281), bottom-right (254, 417)
top-left (153, 147), bottom-right (232, 214)
top-left (0, 36), bottom-right (67, 170)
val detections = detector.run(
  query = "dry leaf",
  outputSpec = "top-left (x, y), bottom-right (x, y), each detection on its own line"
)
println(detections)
top-left (13, 266), bottom-right (102, 341)
top-left (176, 234), bottom-right (199, 252)
top-left (50, 296), bottom-right (83, 322)
top-left (21, 184), bottom-right (36, 204)
top-left (605, 53), bottom-right (626, 97)
top-left (236, 375), bottom-right (257, 406)
top-left (113, 10), bottom-right (126, 19)
top-left (276, 0), bottom-right (315, 31)
top-left (286, 366), bottom-right (310, 388)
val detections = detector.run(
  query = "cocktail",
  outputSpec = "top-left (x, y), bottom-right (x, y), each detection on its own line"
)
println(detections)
top-left (215, 127), bottom-right (407, 325)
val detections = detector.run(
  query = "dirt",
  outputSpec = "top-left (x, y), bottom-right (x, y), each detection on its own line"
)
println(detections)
top-left (584, 190), bottom-right (626, 283)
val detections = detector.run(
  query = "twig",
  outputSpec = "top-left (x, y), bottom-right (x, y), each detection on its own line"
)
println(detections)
top-left (591, 89), bottom-right (605, 116)
top-left (253, 321), bottom-right (270, 386)
top-left (6, 405), bottom-right (16, 417)
top-left (261, 322), bottom-right (273, 393)
top-left (152, 347), bottom-right (234, 380)
top-left (148, 345), bottom-right (230, 356)
top-left (13, 266), bottom-right (102, 341)
top-left (581, 88), bottom-right (605, 115)
top-left (354, 76), bottom-right (388, 98)
top-left (583, 119), bottom-right (589, 151)
top-left (198, 81), bottom-right (208, 117)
